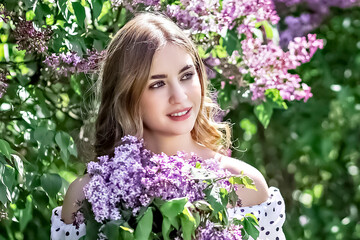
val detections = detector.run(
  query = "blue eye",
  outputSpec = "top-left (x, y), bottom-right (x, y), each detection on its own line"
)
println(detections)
top-left (181, 72), bottom-right (194, 80)
top-left (150, 81), bottom-right (165, 89)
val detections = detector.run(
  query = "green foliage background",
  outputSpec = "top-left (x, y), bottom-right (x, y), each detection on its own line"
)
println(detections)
top-left (0, 0), bottom-right (359, 239)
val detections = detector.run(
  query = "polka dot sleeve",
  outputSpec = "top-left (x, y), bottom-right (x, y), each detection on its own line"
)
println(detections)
top-left (227, 187), bottom-right (286, 240)
top-left (50, 206), bottom-right (86, 240)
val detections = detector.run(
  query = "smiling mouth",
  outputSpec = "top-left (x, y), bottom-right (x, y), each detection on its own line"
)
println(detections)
top-left (170, 109), bottom-right (189, 117)
top-left (167, 107), bottom-right (192, 121)
top-left (167, 107), bottom-right (192, 116)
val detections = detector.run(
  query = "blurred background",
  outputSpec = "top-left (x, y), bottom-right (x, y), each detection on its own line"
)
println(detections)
top-left (0, 0), bottom-right (359, 239)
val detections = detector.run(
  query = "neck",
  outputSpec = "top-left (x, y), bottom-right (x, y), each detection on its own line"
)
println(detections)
top-left (142, 130), bottom-right (212, 158)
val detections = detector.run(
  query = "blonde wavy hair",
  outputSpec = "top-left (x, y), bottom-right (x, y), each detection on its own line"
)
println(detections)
top-left (94, 12), bottom-right (231, 158)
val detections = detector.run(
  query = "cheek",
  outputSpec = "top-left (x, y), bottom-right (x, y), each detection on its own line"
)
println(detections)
top-left (192, 78), bottom-right (202, 104)
top-left (140, 93), bottom-right (160, 119)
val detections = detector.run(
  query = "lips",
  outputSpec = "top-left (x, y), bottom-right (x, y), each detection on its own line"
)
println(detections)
top-left (167, 107), bottom-right (192, 121)
top-left (167, 107), bottom-right (192, 116)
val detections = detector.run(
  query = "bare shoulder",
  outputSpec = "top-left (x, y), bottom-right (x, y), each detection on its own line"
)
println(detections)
top-left (219, 155), bottom-right (269, 207)
top-left (61, 174), bottom-right (91, 224)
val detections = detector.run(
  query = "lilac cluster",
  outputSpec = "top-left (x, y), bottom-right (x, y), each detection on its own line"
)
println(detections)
top-left (274, 0), bottom-right (360, 47)
top-left (141, 152), bottom-right (209, 204)
top-left (111, 0), bottom-right (161, 11)
top-left (83, 135), bottom-right (230, 223)
top-left (43, 49), bottom-right (105, 77)
top-left (240, 34), bottom-right (323, 101)
top-left (204, 54), bottom-right (221, 80)
top-left (166, 0), bottom-right (279, 34)
top-left (166, 0), bottom-right (220, 34)
top-left (221, 0), bottom-right (279, 35)
top-left (196, 221), bottom-right (243, 240)
top-left (13, 20), bottom-right (52, 54)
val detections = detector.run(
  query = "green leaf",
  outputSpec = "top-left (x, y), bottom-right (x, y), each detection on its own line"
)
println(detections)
top-left (32, 189), bottom-right (49, 209)
top-left (240, 118), bottom-right (257, 135)
top-left (55, 131), bottom-right (73, 165)
top-left (162, 217), bottom-right (172, 240)
top-left (0, 184), bottom-right (8, 204)
top-left (195, 162), bottom-right (201, 169)
top-left (91, 0), bottom-right (103, 19)
top-left (135, 207), bottom-right (153, 240)
top-left (0, 139), bottom-right (13, 159)
top-left (204, 186), bottom-right (225, 215)
top-left (119, 224), bottom-right (135, 240)
top-left (34, 127), bottom-right (55, 146)
top-left (254, 102), bottom-right (273, 129)
top-left (40, 173), bottom-right (62, 198)
top-left (229, 176), bottom-right (257, 191)
top-left (242, 214), bottom-right (260, 240)
top-left (19, 196), bottom-right (33, 232)
top-left (70, 75), bottom-right (82, 96)
top-left (193, 200), bottom-right (213, 212)
top-left (103, 220), bottom-right (124, 239)
top-left (159, 197), bottom-right (188, 219)
top-left (159, 198), bottom-right (187, 230)
top-left (265, 89), bottom-right (288, 109)
top-left (223, 29), bottom-right (241, 56)
top-left (0, 163), bottom-right (16, 204)
top-left (57, 0), bottom-right (71, 22)
top-left (220, 188), bottom-right (229, 207)
top-left (180, 207), bottom-right (196, 240)
top-left (72, 2), bottom-right (86, 29)
top-left (228, 189), bottom-right (239, 207)
top-left (256, 21), bottom-right (274, 39)
top-left (81, 200), bottom-right (102, 239)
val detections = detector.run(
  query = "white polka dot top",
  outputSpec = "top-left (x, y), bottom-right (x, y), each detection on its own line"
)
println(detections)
top-left (50, 206), bottom-right (86, 240)
top-left (227, 187), bottom-right (286, 240)
top-left (51, 186), bottom-right (285, 240)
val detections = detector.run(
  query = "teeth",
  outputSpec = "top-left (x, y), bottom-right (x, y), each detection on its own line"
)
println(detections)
top-left (170, 110), bottom-right (188, 117)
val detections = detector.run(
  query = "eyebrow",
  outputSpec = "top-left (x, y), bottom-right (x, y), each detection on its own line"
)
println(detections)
top-left (150, 65), bottom-right (194, 80)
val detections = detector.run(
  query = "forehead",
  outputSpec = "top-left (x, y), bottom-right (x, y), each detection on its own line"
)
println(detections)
top-left (149, 43), bottom-right (195, 73)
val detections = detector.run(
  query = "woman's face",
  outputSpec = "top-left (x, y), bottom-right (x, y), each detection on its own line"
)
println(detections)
top-left (139, 43), bottom-right (202, 138)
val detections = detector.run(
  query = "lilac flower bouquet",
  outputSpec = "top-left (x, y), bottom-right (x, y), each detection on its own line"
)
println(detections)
top-left (78, 136), bottom-right (259, 240)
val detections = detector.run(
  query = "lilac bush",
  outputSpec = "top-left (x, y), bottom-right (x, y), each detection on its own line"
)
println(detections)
top-left (274, 0), bottom-right (360, 47)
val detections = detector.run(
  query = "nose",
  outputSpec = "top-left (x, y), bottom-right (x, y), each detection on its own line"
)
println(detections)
top-left (169, 82), bottom-right (188, 104)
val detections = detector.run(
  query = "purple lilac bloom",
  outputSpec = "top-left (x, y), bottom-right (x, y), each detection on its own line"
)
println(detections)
top-left (72, 210), bottom-right (85, 229)
top-left (196, 221), bottom-right (243, 240)
top-left (274, 0), bottom-right (360, 47)
top-left (43, 49), bottom-right (105, 77)
top-left (0, 71), bottom-right (8, 99)
top-left (219, 0), bottom-right (279, 34)
top-left (13, 20), bottom-right (52, 54)
top-left (83, 135), bottom-right (232, 223)
top-left (111, 0), bottom-right (161, 11)
top-left (204, 55), bottom-right (220, 79)
top-left (166, 0), bottom-right (279, 34)
top-left (240, 33), bottom-right (323, 101)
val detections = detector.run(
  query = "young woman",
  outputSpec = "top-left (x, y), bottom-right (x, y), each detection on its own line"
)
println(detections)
top-left (51, 12), bottom-right (285, 240)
